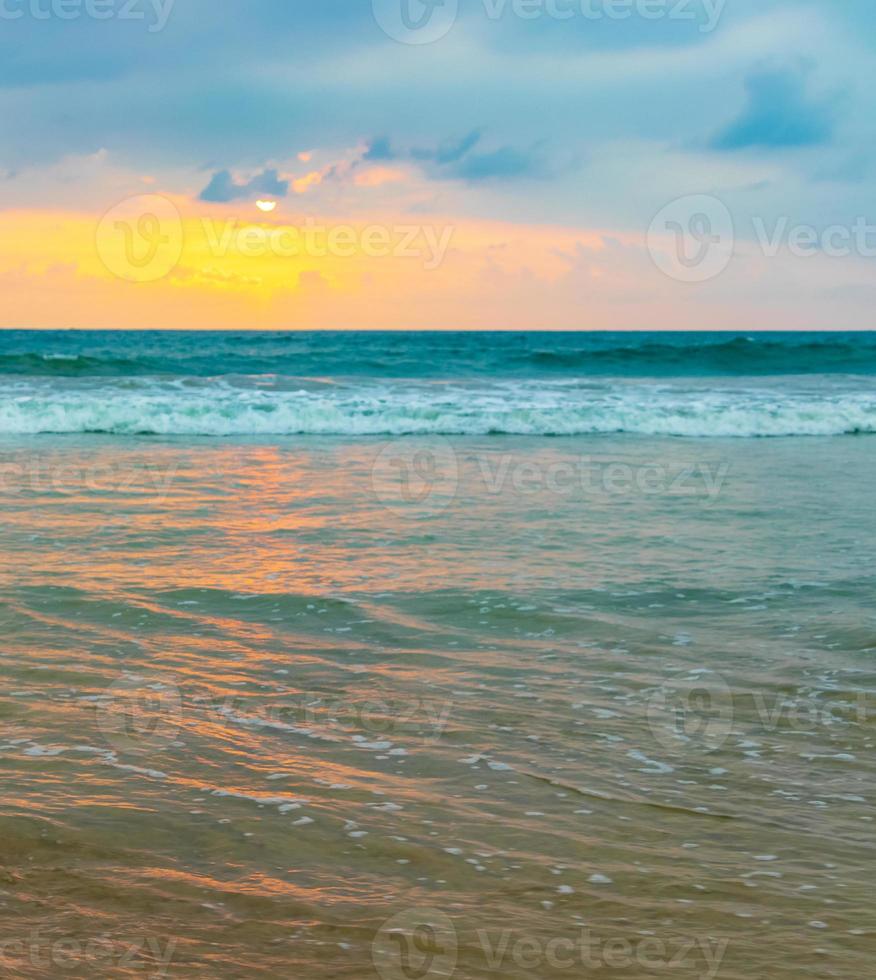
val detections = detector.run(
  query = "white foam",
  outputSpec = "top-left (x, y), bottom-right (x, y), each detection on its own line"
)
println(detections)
top-left (2, 377), bottom-right (874, 438)
top-left (211, 789), bottom-right (309, 808)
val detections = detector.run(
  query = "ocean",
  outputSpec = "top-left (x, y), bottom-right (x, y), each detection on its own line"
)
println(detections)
top-left (0, 330), bottom-right (873, 978)
top-left (1, 331), bottom-right (876, 437)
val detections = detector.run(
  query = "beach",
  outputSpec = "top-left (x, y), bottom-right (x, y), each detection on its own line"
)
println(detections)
top-left (0, 331), bottom-right (874, 978)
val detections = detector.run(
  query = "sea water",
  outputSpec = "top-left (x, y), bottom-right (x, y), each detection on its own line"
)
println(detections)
top-left (0, 331), bottom-right (873, 978)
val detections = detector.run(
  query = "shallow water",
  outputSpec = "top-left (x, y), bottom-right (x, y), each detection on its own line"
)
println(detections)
top-left (1, 433), bottom-right (873, 978)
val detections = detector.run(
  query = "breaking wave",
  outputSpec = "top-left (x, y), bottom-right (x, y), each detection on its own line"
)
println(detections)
top-left (1, 378), bottom-right (874, 438)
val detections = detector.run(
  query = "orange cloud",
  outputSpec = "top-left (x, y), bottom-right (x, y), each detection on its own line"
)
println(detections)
top-left (353, 166), bottom-right (407, 188)
top-left (291, 170), bottom-right (325, 194)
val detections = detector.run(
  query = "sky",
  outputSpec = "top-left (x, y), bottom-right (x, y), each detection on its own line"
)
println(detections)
top-left (1, 0), bottom-right (875, 330)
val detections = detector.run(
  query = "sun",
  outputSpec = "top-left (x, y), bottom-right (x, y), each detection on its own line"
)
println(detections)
top-left (255, 200), bottom-right (277, 213)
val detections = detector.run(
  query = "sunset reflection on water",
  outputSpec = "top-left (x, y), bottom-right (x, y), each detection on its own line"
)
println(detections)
top-left (1, 434), bottom-right (874, 978)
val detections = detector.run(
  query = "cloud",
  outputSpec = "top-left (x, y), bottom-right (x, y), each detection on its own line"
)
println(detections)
top-left (413, 130), bottom-right (483, 166)
top-left (363, 137), bottom-right (396, 162)
top-left (452, 145), bottom-right (546, 181)
top-left (711, 64), bottom-right (837, 151)
top-left (384, 130), bottom-right (548, 182)
top-left (354, 166), bottom-right (407, 188)
top-left (199, 167), bottom-right (289, 203)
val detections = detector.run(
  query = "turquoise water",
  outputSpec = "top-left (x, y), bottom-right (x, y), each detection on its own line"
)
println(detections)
top-left (3, 330), bottom-right (876, 378)
top-left (1, 331), bottom-right (875, 438)
top-left (0, 333), bottom-right (874, 977)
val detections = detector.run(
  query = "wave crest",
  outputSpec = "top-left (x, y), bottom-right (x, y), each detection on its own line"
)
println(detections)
top-left (1, 380), bottom-right (873, 438)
